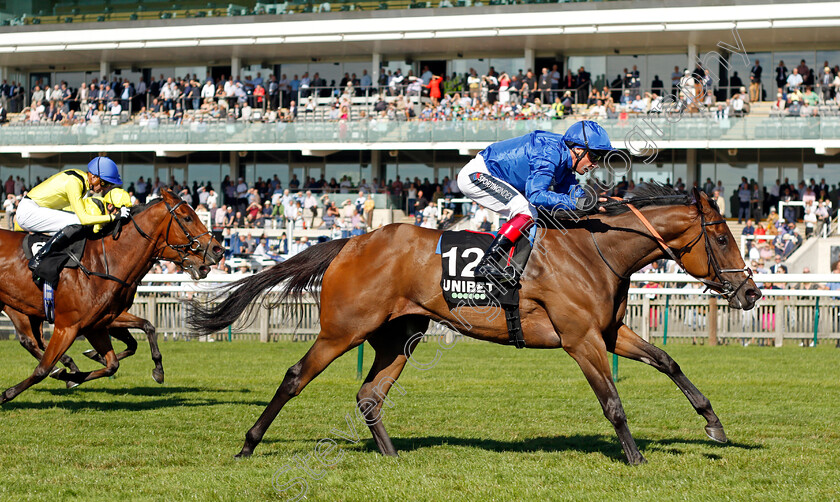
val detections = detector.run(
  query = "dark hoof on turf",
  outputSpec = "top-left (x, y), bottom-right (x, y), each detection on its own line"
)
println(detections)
top-left (234, 451), bottom-right (252, 459)
top-left (49, 368), bottom-right (65, 380)
top-left (628, 455), bottom-right (647, 465)
top-left (82, 349), bottom-right (97, 359)
top-left (66, 380), bottom-right (80, 389)
top-left (705, 425), bottom-right (728, 443)
top-left (152, 369), bottom-right (165, 384)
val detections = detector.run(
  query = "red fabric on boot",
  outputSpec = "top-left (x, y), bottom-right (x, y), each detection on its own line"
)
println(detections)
top-left (498, 213), bottom-right (534, 243)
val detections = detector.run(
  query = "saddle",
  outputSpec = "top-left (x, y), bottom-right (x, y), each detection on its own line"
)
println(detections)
top-left (22, 233), bottom-right (86, 287)
top-left (437, 229), bottom-right (533, 348)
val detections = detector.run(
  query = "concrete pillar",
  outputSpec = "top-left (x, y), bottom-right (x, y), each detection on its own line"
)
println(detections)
top-left (687, 44), bottom-right (697, 73)
top-left (685, 149), bottom-right (697, 187)
top-left (372, 53), bottom-right (381, 91)
top-left (229, 151), bottom-right (239, 181)
top-left (100, 61), bottom-right (111, 81)
top-left (370, 150), bottom-right (382, 180)
top-left (231, 57), bottom-right (242, 80)
top-left (0, 67), bottom-right (7, 80)
top-left (524, 48), bottom-right (535, 73)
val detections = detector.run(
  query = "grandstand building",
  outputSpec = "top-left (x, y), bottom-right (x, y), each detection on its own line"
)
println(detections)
top-left (0, 0), bottom-right (839, 211)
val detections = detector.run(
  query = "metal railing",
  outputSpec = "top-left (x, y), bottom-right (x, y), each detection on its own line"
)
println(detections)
top-left (3, 116), bottom-right (840, 147)
top-left (4, 272), bottom-right (833, 345)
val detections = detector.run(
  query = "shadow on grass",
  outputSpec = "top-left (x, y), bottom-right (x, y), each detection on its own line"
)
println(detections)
top-left (258, 433), bottom-right (760, 462)
top-left (33, 386), bottom-right (253, 396)
top-left (368, 434), bottom-right (761, 462)
top-left (0, 386), bottom-right (263, 412)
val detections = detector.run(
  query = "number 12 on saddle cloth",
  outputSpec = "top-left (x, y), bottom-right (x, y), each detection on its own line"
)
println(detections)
top-left (436, 229), bottom-right (534, 310)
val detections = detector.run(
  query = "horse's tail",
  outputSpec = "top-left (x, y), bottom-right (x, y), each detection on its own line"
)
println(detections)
top-left (187, 238), bottom-right (350, 335)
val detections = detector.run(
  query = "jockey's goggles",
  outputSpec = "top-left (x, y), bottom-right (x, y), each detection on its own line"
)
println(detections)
top-left (586, 149), bottom-right (610, 164)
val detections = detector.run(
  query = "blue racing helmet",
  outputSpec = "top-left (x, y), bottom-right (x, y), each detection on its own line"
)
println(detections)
top-left (87, 156), bottom-right (122, 185)
top-left (563, 120), bottom-right (615, 157)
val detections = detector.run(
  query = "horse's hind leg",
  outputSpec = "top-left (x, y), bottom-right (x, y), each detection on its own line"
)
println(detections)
top-left (609, 323), bottom-right (726, 443)
top-left (565, 329), bottom-right (646, 465)
top-left (237, 332), bottom-right (361, 458)
top-left (357, 316), bottom-right (429, 457)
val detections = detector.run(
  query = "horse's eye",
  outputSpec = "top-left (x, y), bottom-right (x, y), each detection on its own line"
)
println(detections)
top-left (184, 215), bottom-right (192, 223)
top-left (716, 235), bottom-right (727, 246)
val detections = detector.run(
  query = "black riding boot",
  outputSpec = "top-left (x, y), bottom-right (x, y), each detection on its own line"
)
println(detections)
top-left (28, 224), bottom-right (84, 278)
top-left (475, 233), bottom-right (518, 283)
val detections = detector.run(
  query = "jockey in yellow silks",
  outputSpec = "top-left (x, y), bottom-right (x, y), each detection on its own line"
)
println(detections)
top-left (15, 156), bottom-right (131, 322)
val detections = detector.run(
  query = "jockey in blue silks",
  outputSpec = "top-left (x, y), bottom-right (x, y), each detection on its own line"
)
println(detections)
top-left (456, 120), bottom-right (615, 281)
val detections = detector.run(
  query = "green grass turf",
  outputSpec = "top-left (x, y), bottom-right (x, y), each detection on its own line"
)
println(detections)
top-left (0, 339), bottom-right (838, 501)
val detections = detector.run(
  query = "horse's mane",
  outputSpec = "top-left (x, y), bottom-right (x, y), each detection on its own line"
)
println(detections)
top-left (542, 182), bottom-right (715, 221)
top-left (87, 195), bottom-right (169, 239)
top-left (129, 195), bottom-right (168, 216)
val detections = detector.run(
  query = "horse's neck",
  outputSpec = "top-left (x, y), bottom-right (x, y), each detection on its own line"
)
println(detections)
top-left (90, 219), bottom-right (159, 286)
top-left (595, 207), bottom-right (695, 278)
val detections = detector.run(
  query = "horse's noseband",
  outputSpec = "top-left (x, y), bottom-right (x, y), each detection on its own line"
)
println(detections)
top-left (694, 217), bottom-right (753, 300)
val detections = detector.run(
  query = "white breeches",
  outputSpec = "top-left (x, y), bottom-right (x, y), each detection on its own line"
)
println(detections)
top-left (456, 155), bottom-right (535, 219)
top-left (15, 198), bottom-right (82, 234)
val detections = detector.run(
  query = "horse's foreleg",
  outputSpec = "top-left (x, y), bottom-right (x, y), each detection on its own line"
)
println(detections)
top-left (107, 327), bottom-right (138, 361)
top-left (83, 326), bottom-right (135, 365)
top-left (108, 313), bottom-right (163, 383)
top-left (13, 313), bottom-right (46, 362)
top-left (54, 329), bottom-right (119, 387)
top-left (610, 323), bottom-right (726, 443)
top-left (139, 319), bottom-right (164, 384)
top-left (357, 316), bottom-right (428, 456)
top-left (1, 325), bottom-right (79, 404)
top-left (565, 331), bottom-right (646, 465)
top-left (237, 334), bottom-right (361, 458)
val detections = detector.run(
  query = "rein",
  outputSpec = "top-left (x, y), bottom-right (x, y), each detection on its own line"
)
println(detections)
top-left (593, 197), bottom-right (752, 300)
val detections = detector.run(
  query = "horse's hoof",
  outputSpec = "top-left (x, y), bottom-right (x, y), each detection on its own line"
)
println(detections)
top-left (234, 450), bottom-right (252, 459)
top-left (49, 368), bottom-right (65, 380)
top-left (66, 381), bottom-right (80, 389)
top-left (152, 369), bottom-right (165, 384)
top-left (705, 425), bottom-right (728, 443)
top-left (82, 349), bottom-right (97, 359)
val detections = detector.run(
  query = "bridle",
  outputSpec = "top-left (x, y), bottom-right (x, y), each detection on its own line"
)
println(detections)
top-left (130, 197), bottom-right (213, 270)
top-left (679, 209), bottom-right (753, 300)
top-left (592, 196), bottom-right (753, 300)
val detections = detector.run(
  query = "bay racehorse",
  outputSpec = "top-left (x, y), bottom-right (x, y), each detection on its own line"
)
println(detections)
top-left (3, 246), bottom-right (213, 386)
top-left (189, 185), bottom-right (760, 464)
top-left (0, 190), bottom-right (223, 403)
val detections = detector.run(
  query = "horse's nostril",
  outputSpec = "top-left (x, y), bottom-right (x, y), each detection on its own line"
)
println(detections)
top-left (213, 246), bottom-right (222, 255)
top-left (746, 288), bottom-right (762, 301)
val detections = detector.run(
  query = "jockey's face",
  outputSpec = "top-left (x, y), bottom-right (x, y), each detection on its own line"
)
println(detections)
top-left (88, 172), bottom-right (104, 193)
top-left (572, 148), bottom-right (599, 175)
top-left (87, 172), bottom-right (112, 194)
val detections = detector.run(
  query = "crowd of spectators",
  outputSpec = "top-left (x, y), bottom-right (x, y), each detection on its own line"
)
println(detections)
top-left (4, 60), bottom-right (840, 127)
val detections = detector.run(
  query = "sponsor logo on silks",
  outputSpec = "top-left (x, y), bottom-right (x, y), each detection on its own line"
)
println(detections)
top-left (469, 173), bottom-right (514, 202)
top-left (441, 279), bottom-right (496, 300)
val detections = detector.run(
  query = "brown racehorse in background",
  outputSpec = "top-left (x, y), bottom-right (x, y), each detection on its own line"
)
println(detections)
top-left (0, 190), bottom-right (223, 403)
top-left (3, 244), bottom-right (214, 386)
top-left (4, 307), bottom-right (164, 386)
top-left (189, 185), bottom-right (761, 464)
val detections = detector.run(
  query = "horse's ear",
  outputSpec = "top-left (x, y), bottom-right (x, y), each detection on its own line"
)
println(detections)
top-left (691, 187), bottom-right (701, 207)
top-left (691, 187), bottom-right (707, 211)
